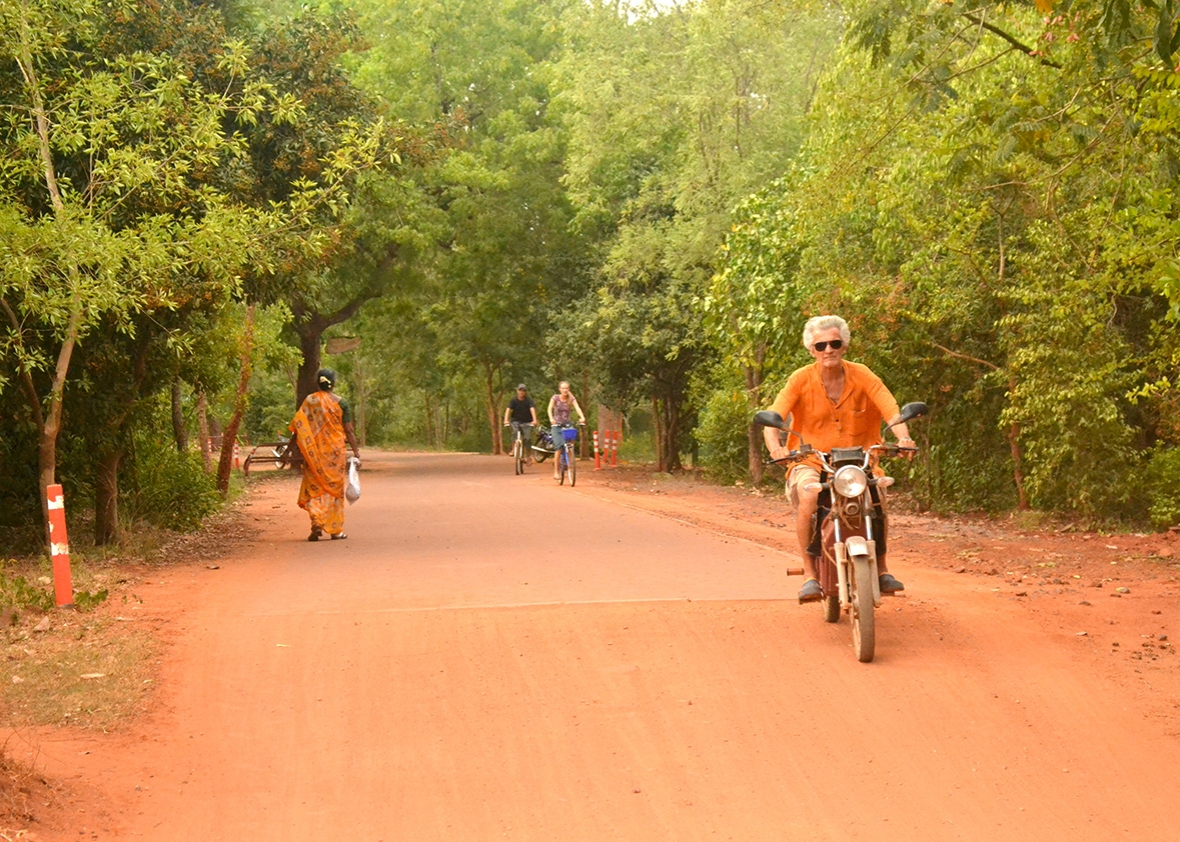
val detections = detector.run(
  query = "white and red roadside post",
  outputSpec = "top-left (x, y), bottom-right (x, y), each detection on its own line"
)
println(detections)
top-left (593, 430), bottom-right (602, 470)
top-left (45, 484), bottom-right (74, 608)
top-left (609, 430), bottom-right (619, 467)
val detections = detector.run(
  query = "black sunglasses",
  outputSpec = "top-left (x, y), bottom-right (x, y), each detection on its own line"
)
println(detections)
top-left (813, 339), bottom-right (844, 352)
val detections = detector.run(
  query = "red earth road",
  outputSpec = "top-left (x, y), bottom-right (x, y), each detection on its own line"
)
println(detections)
top-left (7, 451), bottom-right (1180, 841)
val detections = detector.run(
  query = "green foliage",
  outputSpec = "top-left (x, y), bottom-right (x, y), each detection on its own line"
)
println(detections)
top-left (0, 570), bottom-right (53, 613)
top-left (73, 588), bottom-right (109, 611)
top-left (709, 0), bottom-right (1180, 520)
top-left (123, 423), bottom-right (220, 532)
top-left (694, 383), bottom-right (752, 484)
top-left (347, 0), bottom-right (589, 452)
top-left (1145, 446), bottom-right (1180, 529)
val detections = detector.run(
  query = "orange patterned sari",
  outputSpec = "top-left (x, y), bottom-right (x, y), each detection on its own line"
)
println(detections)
top-left (290, 391), bottom-right (346, 536)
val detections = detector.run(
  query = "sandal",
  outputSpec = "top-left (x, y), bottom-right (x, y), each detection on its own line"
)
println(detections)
top-left (798, 578), bottom-right (823, 603)
top-left (879, 573), bottom-right (905, 593)
top-left (307, 526), bottom-right (322, 542)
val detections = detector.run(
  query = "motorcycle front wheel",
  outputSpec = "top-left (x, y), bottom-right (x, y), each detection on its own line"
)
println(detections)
top-left (822, 594), bottom-right (840, 623)
top-left (851, 557), bottom-right (876, 662)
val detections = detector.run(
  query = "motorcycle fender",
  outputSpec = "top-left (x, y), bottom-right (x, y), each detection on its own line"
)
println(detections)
top-left (845, 536), bottom-right (870, 556)
top-left (845, 537), bottom-right (881, 607)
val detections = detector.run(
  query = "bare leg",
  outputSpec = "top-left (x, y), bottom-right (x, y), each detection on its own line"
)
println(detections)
top-left (795, 488), bottom-right (821, 581)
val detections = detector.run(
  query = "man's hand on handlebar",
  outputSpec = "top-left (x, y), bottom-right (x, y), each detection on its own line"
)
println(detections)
top-left (767, 445), bottom-right (792, 462)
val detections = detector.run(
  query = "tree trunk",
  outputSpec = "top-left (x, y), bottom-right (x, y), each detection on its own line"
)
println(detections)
top-left (482, 361), bottom-right (503, 455)
top-left (94, 446), bottom-right (123, 546)
top-left (423, 391), bottom-right (436, 448)
top-left (355, 361), bottom-right (367, 447)
top-left (171, 377), bottom-right (188, 453)
top-left (579, 375), bottom-right (591, 459)
top-left (661, 396), bottom-right (683, 473)
top-left (218, 307), bottom-right (256, 495)
top-left (1007, 377), bottom-right (1029, 510)
top-left (652, 397), bottom-right (666, 472)
top-left (197, 392), bottom-right (213, 472)
top-left (295, 325), bottom-right (323, 410)
top-left (291, 290), bottom-right (382, 409)
top-left (745, 359), bottom-right (765, 484)
top-left (37, 305), bottom-right (82, 552)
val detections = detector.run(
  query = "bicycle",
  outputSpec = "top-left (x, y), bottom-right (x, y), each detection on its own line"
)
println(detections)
top-left (505, 423), bottom-right (534, 475)
top-left (555, 423), bottom-right (580, 486)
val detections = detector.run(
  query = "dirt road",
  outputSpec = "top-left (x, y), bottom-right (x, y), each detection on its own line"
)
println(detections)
top-left (11, 452), bottom-right (1180, 840)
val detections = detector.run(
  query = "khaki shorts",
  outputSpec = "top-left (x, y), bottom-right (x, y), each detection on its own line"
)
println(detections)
top-left (788, 465), bottom-right (890, 507)
top-left (786, 465), bottom-right (821, 508)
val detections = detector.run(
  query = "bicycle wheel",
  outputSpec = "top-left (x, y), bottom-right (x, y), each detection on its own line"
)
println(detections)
top-left (514, 436), bottom-right (524, 475)
top-left (567, 443), bottom-right (577, 487)
top-left (558, 447), bottom-right (567, 485)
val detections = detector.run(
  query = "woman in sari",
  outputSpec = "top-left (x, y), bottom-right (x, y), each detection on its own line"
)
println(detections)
top-left (289, 369), bottom-right (361, 541)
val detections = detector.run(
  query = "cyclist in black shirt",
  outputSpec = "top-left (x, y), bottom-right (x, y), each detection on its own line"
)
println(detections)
top-left (503, 384), bottom-right (538, 452)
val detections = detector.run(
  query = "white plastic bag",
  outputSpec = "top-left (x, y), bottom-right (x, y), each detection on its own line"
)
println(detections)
top-left (345, 457), bottom-right (361, 504)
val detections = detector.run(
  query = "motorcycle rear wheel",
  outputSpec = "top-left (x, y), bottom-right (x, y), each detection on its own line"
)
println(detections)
top-left (851, 557), bottom-right (876, 662)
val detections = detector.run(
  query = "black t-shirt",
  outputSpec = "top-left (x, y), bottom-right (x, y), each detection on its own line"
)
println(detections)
top-left (508, 396), bottom-right (536, 423)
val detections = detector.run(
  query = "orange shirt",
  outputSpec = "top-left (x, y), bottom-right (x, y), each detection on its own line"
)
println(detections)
top-left (768, 361), bottom-right (900, 460)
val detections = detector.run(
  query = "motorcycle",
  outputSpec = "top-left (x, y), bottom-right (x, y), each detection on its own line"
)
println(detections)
top-left (754, 401), bottom-right (927, 663)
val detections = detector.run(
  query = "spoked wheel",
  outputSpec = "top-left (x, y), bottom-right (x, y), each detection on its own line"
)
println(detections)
top-left (514, 438), bottom-right (524, 475)
top-left (567, 444), bottom-right (577, 487)
top-left (850, 557), bottom-right (876, 663)
top-left (558, 449), bottom-right (567, 484)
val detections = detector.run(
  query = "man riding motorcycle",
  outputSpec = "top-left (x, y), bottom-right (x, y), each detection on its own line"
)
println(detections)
top-left (762, 315), bottom-right (914, 602)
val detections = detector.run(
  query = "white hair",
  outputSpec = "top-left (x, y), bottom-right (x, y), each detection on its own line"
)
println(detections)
top-left (802, 315), bottom-right (850, 349)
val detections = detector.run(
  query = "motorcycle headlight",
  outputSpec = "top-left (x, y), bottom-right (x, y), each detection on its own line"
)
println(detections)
top-left (832, 465), bottom-right (868, 498)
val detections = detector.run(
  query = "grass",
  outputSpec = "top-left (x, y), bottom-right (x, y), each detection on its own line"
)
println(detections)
top-left (1, 603), bottom-right (156, 729)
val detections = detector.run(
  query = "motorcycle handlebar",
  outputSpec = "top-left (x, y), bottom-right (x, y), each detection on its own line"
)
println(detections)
top-left (766, 443), bottom-right (917, 466)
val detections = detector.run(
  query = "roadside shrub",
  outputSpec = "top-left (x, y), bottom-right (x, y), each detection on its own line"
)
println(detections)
top-left (695, 387), bottom-right (750, 484)
top-left (123, 430), bottom-right (220, 531)
top-left (1144, 446), bottom-right (1180, 530)
top-left (0, 570), bottom-right (53, 613)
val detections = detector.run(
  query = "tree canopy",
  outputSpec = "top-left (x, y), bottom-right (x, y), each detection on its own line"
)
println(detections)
top-left (4, 0), bottom-right (1180, 548)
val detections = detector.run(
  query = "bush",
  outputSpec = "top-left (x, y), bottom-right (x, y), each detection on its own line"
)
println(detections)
top-left (1145, 446), bottom-right (1180, 530)
top-left (123, 430), bottom-right (220, 531)
top-left (0, 570), bottom-right (53, 613)
top-left (694, 387), bottom-right (752, 483)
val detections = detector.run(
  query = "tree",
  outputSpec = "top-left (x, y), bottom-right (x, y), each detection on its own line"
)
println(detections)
top-left (350, 0), bottom-right (589, 454)
top-left (554, 0), bottom-right (840, 469)
top-left (0, 0), bottom-right (384, 547)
